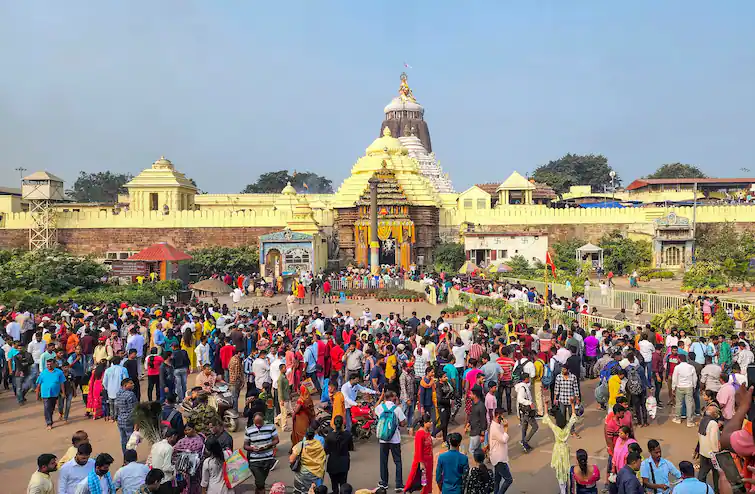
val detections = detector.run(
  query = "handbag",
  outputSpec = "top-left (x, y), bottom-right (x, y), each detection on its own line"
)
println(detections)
top-left (290, 440), bottom-right (305, 472)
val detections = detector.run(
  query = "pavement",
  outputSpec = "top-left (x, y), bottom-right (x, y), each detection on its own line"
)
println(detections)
top-left (0, 372), bottom-right (701, 493)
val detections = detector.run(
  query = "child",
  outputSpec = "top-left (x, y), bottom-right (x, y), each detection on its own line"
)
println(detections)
top-left (260, 382), bottom-right (275, 424)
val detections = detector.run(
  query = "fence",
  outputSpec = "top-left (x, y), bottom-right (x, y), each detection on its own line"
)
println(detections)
top-left (330, 277), bottom-right (404, 291)
top-left (503, 276), bottom-right (755, 318)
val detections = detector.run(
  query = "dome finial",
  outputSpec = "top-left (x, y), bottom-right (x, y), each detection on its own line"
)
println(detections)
top-left (281, 181), bottom-right (297, 195)
top-left (398, 72), bottom-right (416, 103)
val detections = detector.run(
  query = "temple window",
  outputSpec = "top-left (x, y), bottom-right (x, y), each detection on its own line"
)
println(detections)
top-left (149, 193), bottom-right (159, 211)
top-left (476, 199), bottom-right (487, 209)
top-left (285, 248), bottom-right (311, 264)
top-left (463, 199), bottom-right (473, 209)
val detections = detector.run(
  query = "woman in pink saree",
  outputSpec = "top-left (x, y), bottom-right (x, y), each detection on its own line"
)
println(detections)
top-left (611, 426), bottom-right (637, 473)
top-left (86, 363), bottom-right (106, 419)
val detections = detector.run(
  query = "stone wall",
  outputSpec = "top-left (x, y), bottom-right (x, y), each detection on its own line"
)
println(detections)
top-left (0, 227), bottom-right (277, 256)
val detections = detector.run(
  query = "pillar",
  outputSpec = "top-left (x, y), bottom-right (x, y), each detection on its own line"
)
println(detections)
top-left (368, 177), bottom-right (380, 273)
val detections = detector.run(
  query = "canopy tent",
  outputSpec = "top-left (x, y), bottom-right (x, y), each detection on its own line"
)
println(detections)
top-left (576, 242), bottom-right (604, 270)
top-left (458, 260), bottom-right (481, 274)
top-left (191, 278), bottom-right (233, 294)
top-left (579, 201), bottom-right (625, 208)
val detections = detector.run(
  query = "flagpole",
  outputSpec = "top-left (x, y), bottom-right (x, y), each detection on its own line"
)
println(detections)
top-left (544, 257), bottom-right (549, 319)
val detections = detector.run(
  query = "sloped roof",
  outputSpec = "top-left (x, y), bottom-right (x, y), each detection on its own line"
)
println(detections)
top-left (23, 171), bottom-right (64, 182)
top-left (533, 181), bottom-right (557, 199)
top-left (626, 177), bottom-right (755, 191)
top-left (475, 183), bottom-right (499, 196)
top-left (497, 171), bottom-right (536, 191)
top-left (128, 242), bottom-right (192, 261)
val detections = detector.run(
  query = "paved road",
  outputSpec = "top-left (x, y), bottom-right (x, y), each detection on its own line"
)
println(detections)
top-left (0, 376), bottom-right (700, 493)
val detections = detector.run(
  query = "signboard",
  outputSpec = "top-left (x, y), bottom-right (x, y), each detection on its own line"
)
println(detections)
top-left (110, 261), bottom-right (149, 277)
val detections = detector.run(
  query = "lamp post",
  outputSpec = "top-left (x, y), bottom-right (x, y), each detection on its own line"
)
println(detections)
top-left (609, 170), bottom-right (616, 203)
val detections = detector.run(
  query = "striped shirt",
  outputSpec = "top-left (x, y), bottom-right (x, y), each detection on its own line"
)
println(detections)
top-left (244, 424), bottom-right (278, 462)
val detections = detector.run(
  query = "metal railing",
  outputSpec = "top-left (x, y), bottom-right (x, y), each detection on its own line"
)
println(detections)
top-left (329, 277), bottom-right (405, 291)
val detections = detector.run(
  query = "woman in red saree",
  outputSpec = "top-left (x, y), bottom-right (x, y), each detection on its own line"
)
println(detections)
top-left (86, 363), bottom-right (106, 419)
top-left (404, 413), bottom-right (434, 493)
top-left (293, 343), bottom-right (305, 392)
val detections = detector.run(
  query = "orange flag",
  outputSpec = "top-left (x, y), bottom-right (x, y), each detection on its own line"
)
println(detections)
top-left (545, 251), bottom-right (557, 279)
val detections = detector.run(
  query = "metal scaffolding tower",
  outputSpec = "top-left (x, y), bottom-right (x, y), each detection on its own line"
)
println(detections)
top-left (22, 171), bottom-right (65, 251)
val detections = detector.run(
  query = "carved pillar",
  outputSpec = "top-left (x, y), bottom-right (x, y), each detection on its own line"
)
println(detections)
top-left (368, 177), bottom-right (380, 273)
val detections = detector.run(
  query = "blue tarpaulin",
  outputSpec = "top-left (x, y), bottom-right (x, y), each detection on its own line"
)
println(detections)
top-left (579, 201), bottom-right (625, 208)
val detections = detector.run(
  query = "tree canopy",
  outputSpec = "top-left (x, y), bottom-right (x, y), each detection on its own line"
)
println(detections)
top-left (598, 231), bottom-right (651, 275)
top-left (433, 242), bottom-right (465, 273)
top-left (645, 163), bottom-right (708, 179)
top-left (532, 153), bottom-right (618, 195)
top-left (241, 170), bottom-right (333, 194)
top-left (68, 171), bottom-right (133, 203)
top-left (188, 246), bottom-right (260, 278)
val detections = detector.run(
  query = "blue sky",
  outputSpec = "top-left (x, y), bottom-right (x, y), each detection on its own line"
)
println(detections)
top-left (1, 1), bottom-right (753, 193)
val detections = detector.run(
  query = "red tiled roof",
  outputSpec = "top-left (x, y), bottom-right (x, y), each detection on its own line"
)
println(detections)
top-left (475, 183), bottom-right (499, 196)
top-left (128, 242), bottom-right (192, 261)
top-left (626, 177), bottom-right (755, 191)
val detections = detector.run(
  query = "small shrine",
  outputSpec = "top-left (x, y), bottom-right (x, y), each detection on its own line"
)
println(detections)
top-left (653, 212), bottom-right (694, 269)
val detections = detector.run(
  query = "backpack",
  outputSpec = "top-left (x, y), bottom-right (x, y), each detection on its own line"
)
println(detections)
top-left (600, 360), bottom-right (617, 383)
top-left (541, 360), bottom-right (555, 387)
top-left (626, 368), bottom-right (644, 396)
top-left (161, 408), bottom-right (179, 438)
top-left (512, 359), bottom-right (529, 385)
top-left (377, 404), bottom-right (399, 442)
top-left (595, 381), bottom-right (609, 404)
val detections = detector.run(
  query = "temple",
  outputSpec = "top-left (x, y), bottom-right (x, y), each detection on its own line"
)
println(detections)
top-left (0, 74), bottom-right (754, 274)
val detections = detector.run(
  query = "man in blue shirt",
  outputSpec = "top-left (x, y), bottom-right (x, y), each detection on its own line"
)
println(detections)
top-left (35, 358), bottom-right (66, 429)
top-left (436, 432), bottom-right (469, 494)
top-left (303, 339), bottom-right (320, 393)
top-left (640, 439), bottom-right (681, 494)
top-left (672, 460), bottom-right (713, 494)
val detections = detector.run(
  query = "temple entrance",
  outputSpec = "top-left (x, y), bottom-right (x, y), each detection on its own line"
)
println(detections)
top-left (265, 249), bottom-right (281, 278)
top-left (379, 238), bottom-right (397, 265)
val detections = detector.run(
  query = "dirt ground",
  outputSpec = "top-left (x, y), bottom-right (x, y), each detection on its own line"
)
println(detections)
top-left (0, 365), bottom-right (701, 493)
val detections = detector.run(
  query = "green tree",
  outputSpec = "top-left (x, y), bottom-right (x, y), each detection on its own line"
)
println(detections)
top-left (532, 153), bottom-right (618, 195)
top-left (68, 171), bottom-right (134, 203)
top-left (645, 163), bottom-right (707, 179)
top-left (551, 239), bottom-right (584, 274)
top-left (598, 231), bottom-right (651, 275)
top-left (241, 171), bottom-right (333, 194)
top-left (506, 255), bottom-right (532, 274)
top-left (0, 249), bottom-right (107, 294)
top-left (433, 242), bottom-right (466, 273)
top-left (188, 246), bottom-right (260, 278)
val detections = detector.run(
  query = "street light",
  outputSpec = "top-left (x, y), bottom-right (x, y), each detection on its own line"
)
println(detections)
top-left (609, 170), bottom-right (616, 203)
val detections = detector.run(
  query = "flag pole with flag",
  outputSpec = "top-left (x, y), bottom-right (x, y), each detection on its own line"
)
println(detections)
top-left (544, 251), bottom-right (557, 313)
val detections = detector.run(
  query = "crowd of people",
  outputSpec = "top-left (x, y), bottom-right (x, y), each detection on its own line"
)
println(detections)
top-left (4, 273), bottom-right (755, 494)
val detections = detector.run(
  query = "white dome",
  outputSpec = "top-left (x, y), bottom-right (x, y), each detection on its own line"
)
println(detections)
top-left (384, 96), bottom-right (424, 114)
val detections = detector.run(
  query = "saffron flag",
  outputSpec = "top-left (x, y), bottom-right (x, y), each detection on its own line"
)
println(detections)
top-left (545, 251), bottom-right (557, 279)
top-left (404, 62), bottom-right (412, 69)
top-left (303, 182), bottom-right (309, 190)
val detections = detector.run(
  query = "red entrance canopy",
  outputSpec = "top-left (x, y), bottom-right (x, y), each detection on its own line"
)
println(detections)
top-left (128, 242), bottom-right (192, 262)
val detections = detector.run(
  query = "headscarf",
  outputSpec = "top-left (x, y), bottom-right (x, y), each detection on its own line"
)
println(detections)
top-left (298, 385), bottom-right (311, 404)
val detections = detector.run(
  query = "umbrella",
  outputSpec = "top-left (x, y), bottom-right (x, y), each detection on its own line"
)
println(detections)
top-left (487, 263), bottom-right (513, 273)
top-left (191, 278), bottom-right (234, 294)
top-left (458, 261), bottom-right (480, 274)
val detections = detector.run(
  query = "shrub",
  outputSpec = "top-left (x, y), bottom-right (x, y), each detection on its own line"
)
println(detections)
top-left (188, 246), bottom-right (259, 278)
top-left (682, 262), bottom-right (727, 290)
top-left (433, 242), bottom-right (466, 274)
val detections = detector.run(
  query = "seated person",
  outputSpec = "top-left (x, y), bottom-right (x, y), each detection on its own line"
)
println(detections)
top-left (194, 363), bottom-right (224, 393)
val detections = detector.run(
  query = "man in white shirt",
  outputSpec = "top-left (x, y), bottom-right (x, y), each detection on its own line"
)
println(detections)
top-left (73, 453), bottom-right (115, 494)
top-left (735, 342), bottom-right (754, 369)
top-left (269, 351), bottom-right (283, 388)
top-left (194, 336), bottom-right (210, 370)
top-left (672, 355), bottom-right (698, 427)
top-left (150, 431), bottom-right (179, 487)
top-left (113, 449), bottom-right (149, 494)
top-left (374, 390), bottom-right (407, 491)
top-left (252, 349), bottom-right (272, 390)
top-left (638, 334), bottom-right (655, 383)
top-left (343, 311), bottom-right (355, 328)
top-left (6, 319), bottom-right (21, 342)
top-left (554, 343), bottom-right (572, 365)
top-left (58, 444), bottom-right (95, 494)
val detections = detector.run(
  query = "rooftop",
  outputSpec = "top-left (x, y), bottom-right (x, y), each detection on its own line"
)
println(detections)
top-left (626, 177), bottom-right (755, 190)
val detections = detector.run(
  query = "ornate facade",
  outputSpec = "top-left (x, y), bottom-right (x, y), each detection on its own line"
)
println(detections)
top-left (0, 74), bottom-right (753, 273)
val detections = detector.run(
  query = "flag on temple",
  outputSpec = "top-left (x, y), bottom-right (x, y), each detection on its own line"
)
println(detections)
top-left (545, 251), bottom-right (557, 279)
top-left (404, 62), bottom-right (412, 69)
top-left (303, 182), bottom-right (309, 190)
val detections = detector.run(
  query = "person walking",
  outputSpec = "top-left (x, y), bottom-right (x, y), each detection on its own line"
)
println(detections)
top-left (671, 354), bottom-right (697, 427)
top-left (35, 358), bottom-right (66, 430)
top-left (115, 378), bottom-right (138, 459)
top-left (640, 439), bottom-right (680, 494)
top-left (28, 453), bottom-right (58, 494)
top-left (489, 408), bottom-right (513, 494)
top-left (289, 428), bottom-right (326, 494)
top-left (144, 348), bottom-right (163, 402)
top-left (324, 415), bottom-right (354, 494)
top-left (515, 373), bottom-right (538, 453)
top-left (243, 412), bottom-right (279, 494)
top-left (200, 437), bottom-right (233, 494)
top-left (102, 356), bottom-right (129, 422)
top-left (170, 342), bottom-right (190, 401)
top-left (569, 449), bottom-right (601, 494)
top-left (376, 390), bottom-right (407, 492)
top-left (435, 432), bottom-right (469, 494)
top-left (404, 413), bottom-right (434, 494)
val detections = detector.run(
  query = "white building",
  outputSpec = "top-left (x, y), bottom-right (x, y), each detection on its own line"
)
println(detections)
top-left (463, 231), bottom-right (548, 267)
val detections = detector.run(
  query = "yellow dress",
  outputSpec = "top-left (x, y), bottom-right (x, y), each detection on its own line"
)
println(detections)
top-left (608, 375), bottom-right (623, 408)
top-left (182, 340), bottom-right (196, 369)
top-left (542, 413), bottom-right (579, 484)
